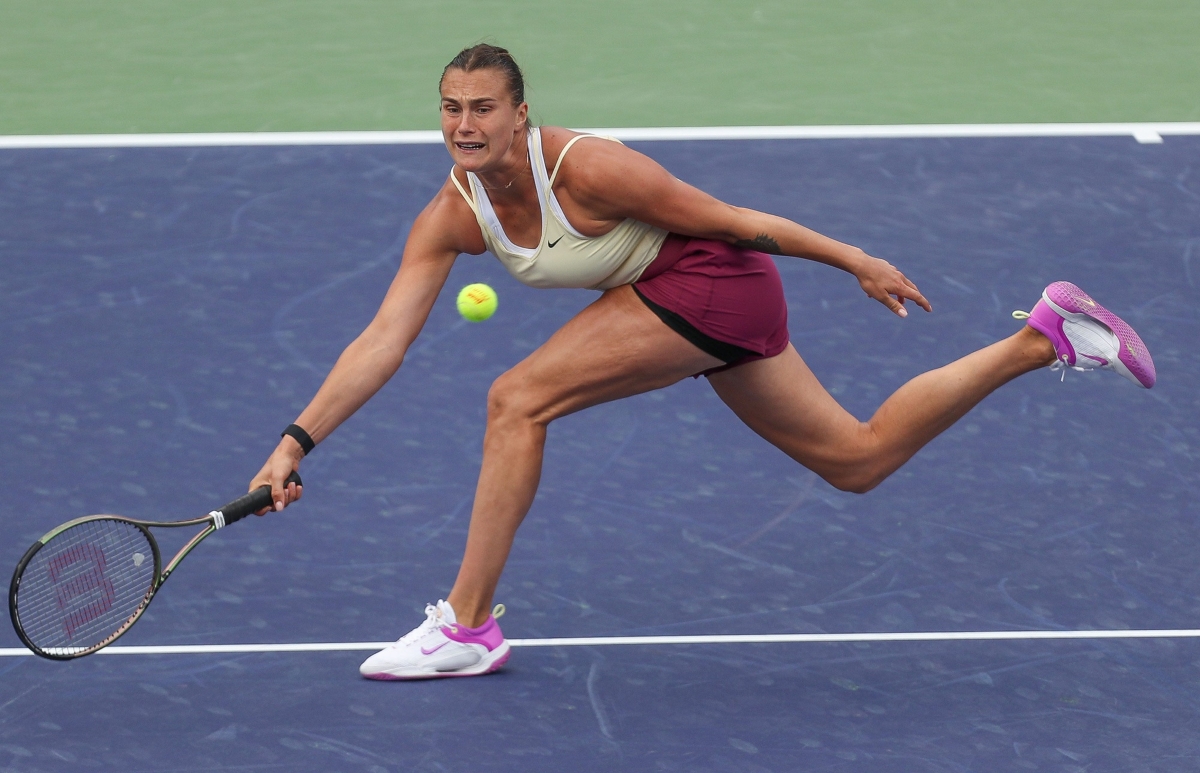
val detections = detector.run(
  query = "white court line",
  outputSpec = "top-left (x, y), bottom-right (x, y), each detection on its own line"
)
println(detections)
top-left (1, 122), bottom-right (1199, 149)
top-left (3, 628), bottom-right (1200, 656)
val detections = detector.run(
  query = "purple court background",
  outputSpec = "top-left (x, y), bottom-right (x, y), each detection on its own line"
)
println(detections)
top-left (1, 136), bottom-right (1198, 771)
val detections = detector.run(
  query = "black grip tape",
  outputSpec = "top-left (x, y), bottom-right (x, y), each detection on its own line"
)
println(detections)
top-left (219, 471), bottom-right (302, 526)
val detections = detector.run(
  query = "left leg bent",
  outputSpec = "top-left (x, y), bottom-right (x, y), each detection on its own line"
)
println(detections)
top-left (447, 285), bottom-right (722, 626)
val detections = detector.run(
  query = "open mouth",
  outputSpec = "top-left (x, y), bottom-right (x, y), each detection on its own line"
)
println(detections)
top-left (456, 142), bottom-right (485, 151)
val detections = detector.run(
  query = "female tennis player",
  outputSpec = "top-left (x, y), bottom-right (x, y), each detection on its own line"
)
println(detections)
top-left (249, 44), bottom-right (1156, 679)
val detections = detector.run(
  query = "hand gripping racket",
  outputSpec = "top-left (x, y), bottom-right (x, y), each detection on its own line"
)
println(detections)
top-left (8, 472), bottom-right (301, 660)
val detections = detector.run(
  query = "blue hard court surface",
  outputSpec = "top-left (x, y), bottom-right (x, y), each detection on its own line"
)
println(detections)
top-left (1, 136), bottom-right (1199, 771)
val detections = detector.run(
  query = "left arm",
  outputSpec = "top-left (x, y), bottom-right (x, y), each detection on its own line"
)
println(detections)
top-left (560, 138), bottom-right (930, 317)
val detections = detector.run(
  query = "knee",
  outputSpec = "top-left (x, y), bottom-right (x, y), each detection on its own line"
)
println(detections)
top-left (486, 369), bottom-right (549, 429)
top-left (824, 471), bottom-right (882, 495)
top-left (809, 425), bottom-right (891, 494)
top-left (811, 448), bottom-right (888, 492)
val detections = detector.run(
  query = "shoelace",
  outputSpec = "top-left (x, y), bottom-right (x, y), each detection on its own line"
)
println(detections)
top-left (1011, 309), bottom-right (1090, 382)
top-left (394, 603), bottom-right (443, 646)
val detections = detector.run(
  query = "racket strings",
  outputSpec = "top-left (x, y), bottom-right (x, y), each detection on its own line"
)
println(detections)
top-left (14, 519), bottom-right (157, 655)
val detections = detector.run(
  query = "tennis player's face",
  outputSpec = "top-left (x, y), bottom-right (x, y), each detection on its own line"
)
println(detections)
top-left (440, 68), bottom-right (527, 172)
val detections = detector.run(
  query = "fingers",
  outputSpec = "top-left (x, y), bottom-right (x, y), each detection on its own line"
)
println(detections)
top-left (884, 295), bottom-right (908, 318)
top-left (859, 256), bottom-right (931, 317)
top-left (251, 457), bottom-right (304, 516)
top-left (271, 478), bottom-right (286, 513)
top-left (884, 287), bottom-right (933, 317)
top-left (278, 480), bottom-right (303, 511)
top-left (864, 283), bottom-right (920, 317)
top-left (870, 279), bottom-right (931, 316)
top-left (249, 473), bottom-right (272, 516)
top-left (902, 281), bottom-right (932, 313)
top-left (271, 477), bottom-right (296, 513)
top-left (893, 287), bottom-right (931, 314)
top-left (887, 270), bottom-right (931, 314)
top-left (271, 475), bottom-right (303, 512)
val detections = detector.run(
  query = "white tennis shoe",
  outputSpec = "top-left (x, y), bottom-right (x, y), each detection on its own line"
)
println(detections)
top-left (1014, 281), bottom-right (1156, 388)
top-left (358, 599), bottom-right (510, 680)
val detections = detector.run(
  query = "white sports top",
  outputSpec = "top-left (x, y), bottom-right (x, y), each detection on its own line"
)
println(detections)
top-left (449, 127), bottom-right (668, 290)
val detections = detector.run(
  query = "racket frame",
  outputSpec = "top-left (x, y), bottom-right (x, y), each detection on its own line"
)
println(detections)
top-left (9, 513), bottom-right (215, 660)
top-left (8, 472), bottom-right (299, 660)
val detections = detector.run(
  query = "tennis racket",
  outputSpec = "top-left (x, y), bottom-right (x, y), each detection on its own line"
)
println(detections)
top-left (8, 472), bottom-right (301, 660)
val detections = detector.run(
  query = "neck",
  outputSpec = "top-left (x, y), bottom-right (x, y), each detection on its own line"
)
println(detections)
top-left (476, 132), bottom-right (532, 193)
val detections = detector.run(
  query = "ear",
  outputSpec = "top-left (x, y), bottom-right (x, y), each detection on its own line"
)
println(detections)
top-left (515, 101), bottom-right (529, 132)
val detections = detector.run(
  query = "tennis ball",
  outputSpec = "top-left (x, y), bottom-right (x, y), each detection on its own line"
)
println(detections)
top-left (457, 283), bottom-right (498, 322)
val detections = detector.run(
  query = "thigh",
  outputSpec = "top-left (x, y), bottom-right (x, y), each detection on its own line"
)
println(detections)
top-left (707, 344), bottom-right (871, 474)
top-left (501, 284), bottom-right (723, 422)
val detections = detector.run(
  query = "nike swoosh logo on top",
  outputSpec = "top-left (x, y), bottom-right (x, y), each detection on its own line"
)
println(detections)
top-left (547, 236), bottom-right (563, 248)
top-left (1082, 354), bottom-right (1109, 366)
top-left (421, 642), bottom-right (448, 655)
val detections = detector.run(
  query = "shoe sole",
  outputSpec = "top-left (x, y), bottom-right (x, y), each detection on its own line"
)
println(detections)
top-left (1042, 281), bottom-right (1156, 389)
top-left (361, 641), bottom-right (511, 681)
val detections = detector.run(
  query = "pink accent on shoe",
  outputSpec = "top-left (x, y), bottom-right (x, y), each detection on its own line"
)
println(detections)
top-left (443, 615), bottom-right (506, 652)
top-left (1043, 281), bottom-right (1156, 388)
top-left (357, 601), bottom-right (511, 680)
top-left (482, 648), bottom-right (510, 674)
top-left (1026, 298), bottom-right (1076, 365)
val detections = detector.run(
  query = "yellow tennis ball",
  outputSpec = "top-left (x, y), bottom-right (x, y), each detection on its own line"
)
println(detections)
top-left (457, 283), bottom-right (498, 322)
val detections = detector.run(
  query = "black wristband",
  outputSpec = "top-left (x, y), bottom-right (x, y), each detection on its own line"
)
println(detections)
top-left (281, 423), bottom-right (315, 455)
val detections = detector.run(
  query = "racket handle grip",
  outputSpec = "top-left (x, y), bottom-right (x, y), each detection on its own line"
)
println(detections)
top-left (218, 471), bottom-right (303, 526)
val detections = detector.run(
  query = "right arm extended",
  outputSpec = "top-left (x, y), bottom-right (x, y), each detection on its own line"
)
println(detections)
top-left (250, 182), bottom-right (483, 511)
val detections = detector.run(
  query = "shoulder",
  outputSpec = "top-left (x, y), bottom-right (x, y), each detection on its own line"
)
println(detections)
top-left (542, 129), bottom-right (670, 208)
top-left (538, 126), bottom-right (579, 164)
top-left (412, 169), bottom-right (487, 256)
top-left (541, 127), bottom-right (648, 187)
top-left (539, 127), bottom-right (629, 172)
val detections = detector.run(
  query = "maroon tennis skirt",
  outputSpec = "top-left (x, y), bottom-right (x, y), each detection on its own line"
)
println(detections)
top-left (633, 233), bottom-right (790, 375)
